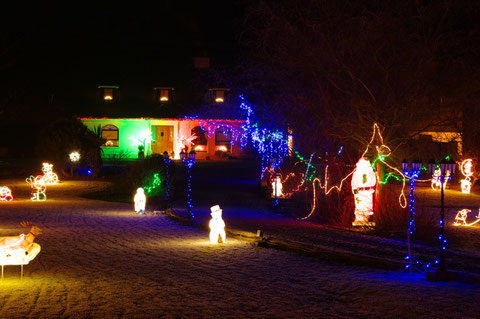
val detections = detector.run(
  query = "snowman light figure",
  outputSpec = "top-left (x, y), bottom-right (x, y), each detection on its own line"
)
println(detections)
top-left (351, 157), bottom-right (377, 226)
top-left (134, 187), bottom-right (146, 214)
top-left (209, 205), bottom-right (226, 244)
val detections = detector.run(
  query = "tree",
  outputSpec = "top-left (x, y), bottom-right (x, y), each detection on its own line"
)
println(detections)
top-left (35, 117), bottom-right (104, 177)
top-left (239, 0), bottom-right (479, 162)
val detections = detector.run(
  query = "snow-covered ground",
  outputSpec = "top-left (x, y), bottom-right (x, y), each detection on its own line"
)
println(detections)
top-left (0, 178), bottom-right (479, 318)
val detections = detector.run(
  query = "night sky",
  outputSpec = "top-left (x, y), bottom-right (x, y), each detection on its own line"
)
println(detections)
top-left (1, 2), bottom-right (241, 104)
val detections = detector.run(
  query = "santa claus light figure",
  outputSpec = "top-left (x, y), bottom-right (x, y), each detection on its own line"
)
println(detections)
top-left (351, 157), bottom-right (377, 226)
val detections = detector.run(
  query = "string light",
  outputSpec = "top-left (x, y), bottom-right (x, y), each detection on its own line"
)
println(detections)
top-left (301, 123), bottom-right (409, 220)
top-left (143, 173), bottom-right (163, 196)
top-left (183, 158), bottom-right (196, 220)
top-left (0, 186), bottom-right (13, 201)
top-left (164, 155), bottom-right (171, 202)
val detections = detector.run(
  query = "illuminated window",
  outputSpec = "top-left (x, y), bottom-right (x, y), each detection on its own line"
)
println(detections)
top-left (191, 126), bottom-right (207, 152)
top-left (104, 88), bottom-right (113, 100)
top-left (98, 85), bottom-right (119, 102)
top-left (209, 88), bottom-right (229, 104)
top-left (215, 128), bottom-right (231, 152)
top-left (154, 87), bottom-right (174, 103)
top-left (102, 125), bottom-right (119, 147)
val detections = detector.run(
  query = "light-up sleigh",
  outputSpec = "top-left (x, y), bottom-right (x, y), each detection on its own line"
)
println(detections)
top-left (0, 222), bottom-right (42, 278)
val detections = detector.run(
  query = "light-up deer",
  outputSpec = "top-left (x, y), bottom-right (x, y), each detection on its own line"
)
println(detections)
top-left (0, 221), bottom-right (42, 268)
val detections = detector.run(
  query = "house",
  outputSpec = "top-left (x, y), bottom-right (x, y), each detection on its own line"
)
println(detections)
top-left (80, 117), bottom-right (249, 160)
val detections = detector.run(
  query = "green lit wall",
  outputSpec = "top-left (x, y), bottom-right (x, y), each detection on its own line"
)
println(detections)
top-left (81, 118), bottom-right (152, 159)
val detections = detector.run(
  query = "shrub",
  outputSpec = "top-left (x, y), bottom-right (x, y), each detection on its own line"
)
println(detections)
top-left (115, 154), bottom-right (175, 209)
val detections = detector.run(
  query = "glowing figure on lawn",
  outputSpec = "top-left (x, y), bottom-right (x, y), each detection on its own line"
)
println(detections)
top-left (69, 151), bottom-right (81, 162)
top-left (209, 205), bottom-right (226, 244)
top-left (351, 157), bottom-right (377, 226)
top-left (26, 175), bottom-right (47, 201)
top-left (0, 221), bottom-right (42, 267)
top-left (271, 175), bottom-right (284, 198)
top-left (431, 168), bottom-right (450, 191)
top-left (453, 208), bottom-right (480, 227)
top-left (460, 159), bottom-right (473, 193)
top-left (41, 162), bottom-right (59, 184)
top-left (0, 186), bottom-right (13, 201)
top-left (134, 187), bottom-right (146, 214)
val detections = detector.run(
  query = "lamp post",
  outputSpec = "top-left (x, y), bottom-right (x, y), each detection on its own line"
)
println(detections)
top-left (427, 158), bottom-right (456, 281)
top-left (163, 151), bottom-right (171, 206)
top-left (181, 149), bottom-right (196, 221)
top-left (402, 159), bottom-right (422, 272)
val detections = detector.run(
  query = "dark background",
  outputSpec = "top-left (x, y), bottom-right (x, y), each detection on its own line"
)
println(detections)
top-left (0, 2), bottom-right (242, 114)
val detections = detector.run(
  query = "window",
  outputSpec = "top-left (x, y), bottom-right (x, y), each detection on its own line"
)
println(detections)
top-left (102, 125), bottom-right (119, 147)
top-left (191, 126), bottom-right (207, 152)
top-left (154, 87), bottom-right (174, 103)
top-left (104, 88), bottom-right (113, 101)
top-left (209, 88), bottom-right (229, 104)
top-left (215, 128), bottom-right (232, 152)
top-left (98, 85), bottom-right (119, 102)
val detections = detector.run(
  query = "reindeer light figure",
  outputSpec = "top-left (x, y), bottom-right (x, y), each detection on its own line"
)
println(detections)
top-left (0, 221), bottom-right (42, 278)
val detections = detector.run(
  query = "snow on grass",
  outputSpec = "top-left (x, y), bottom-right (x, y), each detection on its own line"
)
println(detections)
top-left (0, 179), bottom-right (478, 318)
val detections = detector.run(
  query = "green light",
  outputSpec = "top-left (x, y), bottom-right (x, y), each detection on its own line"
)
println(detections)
top-left (143, 173), bottom-right (164, 196)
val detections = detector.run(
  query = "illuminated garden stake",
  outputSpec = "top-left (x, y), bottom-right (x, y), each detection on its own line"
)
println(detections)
top-left (180, 149), bottom-right (196, 221)
top-left (0, 186), bottom-right (13, 201)
top-left (351, 157), bottom-right (377, 226)
top-left (209, 205), bottom-right (226, 244)
top-left (460, 159), bottom-right (473, 193)
top-left (134, 187), bottom-right (146, 214)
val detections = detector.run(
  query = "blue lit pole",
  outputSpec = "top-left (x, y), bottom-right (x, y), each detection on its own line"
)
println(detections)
top-left (163, 151), bottom-right (171, 206)
top-left (181, 150), bottom-right (196, 221)
top-left (437, 160), bottom-right (455, 272)
top-left (402, 160), bottom-right (421, 272)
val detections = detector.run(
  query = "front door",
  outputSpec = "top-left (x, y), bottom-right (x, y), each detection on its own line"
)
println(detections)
top-left (151, 125), bottom-right (174, 155)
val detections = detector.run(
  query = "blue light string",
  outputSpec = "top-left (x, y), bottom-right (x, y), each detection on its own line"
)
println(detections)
top-left (403, 169), bottom-right (419, 237)
top-left (184, 159), bottom-right (196, 220)
top-left (164, 157), bottom-right (171, 203)
top-left (402, 168), bottom-right (441, 272)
